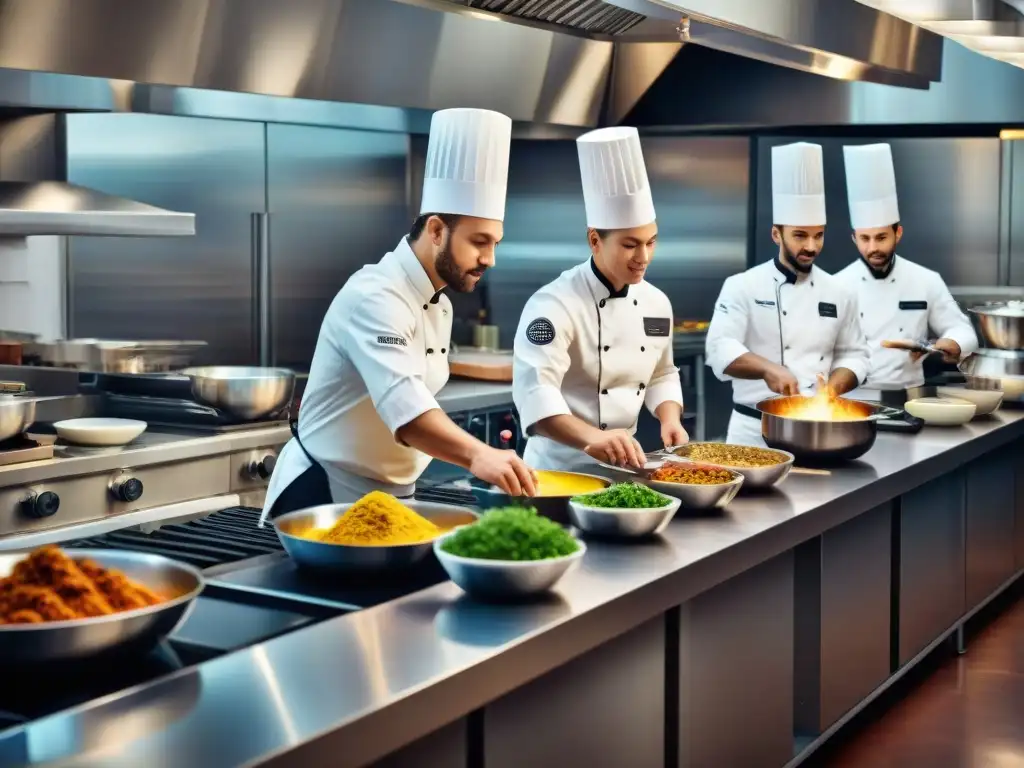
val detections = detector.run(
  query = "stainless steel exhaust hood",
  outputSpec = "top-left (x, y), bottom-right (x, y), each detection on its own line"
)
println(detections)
top-left (0, 182), bottom-right (195, 237)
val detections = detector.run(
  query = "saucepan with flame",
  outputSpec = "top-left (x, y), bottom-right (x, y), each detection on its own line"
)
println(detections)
top-left (756, 381), bottom-right (902, 463)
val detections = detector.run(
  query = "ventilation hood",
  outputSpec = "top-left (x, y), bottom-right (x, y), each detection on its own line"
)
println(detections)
top-left (0, 0), bottom-right (943, 131)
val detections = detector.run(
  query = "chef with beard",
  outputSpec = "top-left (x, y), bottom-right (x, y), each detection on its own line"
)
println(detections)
top-left (837, 143), bottom-right (977, 389)
top-left (513, 126), bottom-right (685, 470)
top-left (705, 142), bottom-right (869, 446)
top-left (261, 108), bottom-right (535, 524)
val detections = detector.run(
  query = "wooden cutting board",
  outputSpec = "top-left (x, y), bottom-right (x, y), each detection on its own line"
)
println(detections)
top-left (448, 349), bottom-right (513, 382)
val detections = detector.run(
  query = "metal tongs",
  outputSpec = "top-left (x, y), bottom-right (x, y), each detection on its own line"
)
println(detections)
top-left (881, 339), bottom-right (941, 359)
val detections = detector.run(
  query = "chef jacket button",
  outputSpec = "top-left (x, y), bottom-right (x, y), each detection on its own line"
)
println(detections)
top-left (601, 389), bottom-right (609, 395)
top-left (634, 299), bottom-right (638, 306)
top-left (641, 346), bottom-right (646, 352)
top-left (441, 348), bottom-right (446, 354)
top-left (600, 423), bottom-right (608, 430)
top-left (599, 299), bottom-right (606, 308)
top-left (639, 383), bottom-right (646, 390)
top-left (603, 345), bottom-right (610, 352)
top-left (783, 311), bottom-right (788, 316)
top-left (785, 345), bottom-right (791, 350)
top-left (820, 356), bottom-right (824, 361)
top-left (423, 304), bottom-right (428, 310)
top-left (427, 348), bottom-right (434, 354)
top-left (899, 328), bottom-right (903, 332)
top-left (860, 312), bottom-right (864, 317)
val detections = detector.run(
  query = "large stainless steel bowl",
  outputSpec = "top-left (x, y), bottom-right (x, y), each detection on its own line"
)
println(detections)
top-left (469, 471), bottom-right (612, 526)
top-left (0, 549), bottom-right (203, 663)
top-left (567, 496), bottom-right (681, 538)
top-left (0, 396), bottom-right (36, 442)
top-left (666, 443), bottom-right (795, 488)
top-left (959, 349), bottom-right (1024, 402)
top-left (434, 533), bottom-right (585, 600)
top-left (644, 465), bottom-right (744, 509)
top-left (273, 501), bottom-right (479, 572)
top-left (969, 303), bottom-right (1024, 350)
top-left (756, 396), bottom-right (901, 464)
top-left (182, 366), bottom-right (295, 420)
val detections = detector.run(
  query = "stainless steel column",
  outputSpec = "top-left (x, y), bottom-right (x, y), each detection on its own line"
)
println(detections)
top-left (678, 552), bottom-right (794, 768)
top-left (794, 503), bottom-right (892, 737)
top-left (898, 469), bottom-right (966, 666)
top-left (483, 617), bottom-right (666, 768)
top-left (965, 451), bottom-right (1017, 606)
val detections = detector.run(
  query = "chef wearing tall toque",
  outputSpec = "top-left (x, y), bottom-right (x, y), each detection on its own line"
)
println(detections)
top-left (261, 108), bottom-right (535, 525)
top-left (512, 126), bottom-right (685, 471)
top-left (705, 142), bottom-right (869, 446)
top-left (837, 143), bottom-right (977, 389)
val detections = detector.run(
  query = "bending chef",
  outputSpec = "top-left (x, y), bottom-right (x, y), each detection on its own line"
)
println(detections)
top-left (262, 108), bottom-right (535, 523)
top-left (705, 142), bottom-right (869, 446)
top-left (512, 126), bottom-right (686, 470)
top-left (837, 143), bottom-right (977, 388)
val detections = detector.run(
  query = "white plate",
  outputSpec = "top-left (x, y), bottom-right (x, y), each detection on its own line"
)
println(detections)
top-left (53, 418), bottom-right (148, 446)
top-left (904, 397), bottom-right (976, 426)
top-left (935, 386), bottom-right (1003, 416)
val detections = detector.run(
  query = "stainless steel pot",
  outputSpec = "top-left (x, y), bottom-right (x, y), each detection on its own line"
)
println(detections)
top-left (958, 348), bottom-right (1024, 401)
top-left (182, 366), bottom-right (295, 420)
top-left (756, 396), bottom-right (903, 463)
top-left (969, 303), bottom-right (1024, 350)
top-left (0, 396), bottom-right (36, 442)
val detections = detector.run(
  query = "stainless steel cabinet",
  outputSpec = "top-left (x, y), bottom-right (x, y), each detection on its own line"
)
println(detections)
top-left (64, 113), bottom-right (267, 365)
top-left (266, 124), bottom-right (409, 368)
top-left (965, 453), bottom-right (1016, 605)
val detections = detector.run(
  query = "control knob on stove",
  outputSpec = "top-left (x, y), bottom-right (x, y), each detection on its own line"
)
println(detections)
top-left (21, 490), bottom-right (60, 519)
top-left (244, 453), bottom-right (277, 481)
top-left (109, 475), bottom-right (144, 503)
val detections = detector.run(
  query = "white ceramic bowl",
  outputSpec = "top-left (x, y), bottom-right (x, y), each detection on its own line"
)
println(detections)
top-left (434, 533), bottom-right (585, 600)
top-left (53, 417), bottom-right (148, 446)
top-left (904, 397), bottom-right (976, 426)
top-left (567, 496), bottom-right (681, 538)
top-left (935, 386), bottom-right (1004, 416)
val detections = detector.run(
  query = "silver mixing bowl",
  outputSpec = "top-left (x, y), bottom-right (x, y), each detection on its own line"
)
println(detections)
top-left (568, 496), bottom-right (681, 538)
top-left (644, 465), bottom-right (744, 509)
top-left (959, 348), bottom-right (1024, 402)
top-left (664, 443), bottom-right (795, 488)
top-left (182, 366), bottom-right (295, 420)
top-left (969, 303), bottom-right (1024, 350)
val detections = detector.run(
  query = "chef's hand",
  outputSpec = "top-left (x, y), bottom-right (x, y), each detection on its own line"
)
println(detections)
top-left (584, 429), bottom-right (646, 468)
top-left (764, 364), bottom-right (800, 396)
top-left (470, 447), bottom-right (538, 497)
top-left (914, 338), bottom-right (961, 363)
top-left (661, 420), bottom-right (689, 449)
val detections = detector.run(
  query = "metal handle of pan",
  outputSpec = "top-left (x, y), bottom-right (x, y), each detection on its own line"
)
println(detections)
top-left (251, 212), bottom-right (272, 366)
top-left (865, 405), bottom-right (905, 421)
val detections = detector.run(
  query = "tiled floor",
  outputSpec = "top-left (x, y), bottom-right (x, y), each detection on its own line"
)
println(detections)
top-left (819, 588), bottom-right (1024, 767)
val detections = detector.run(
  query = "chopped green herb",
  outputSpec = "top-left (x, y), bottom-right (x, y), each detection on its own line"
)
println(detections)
top-left (572, 482), bottom-right (671, 509)
top-left (440, 507), bottom-right (579, 561)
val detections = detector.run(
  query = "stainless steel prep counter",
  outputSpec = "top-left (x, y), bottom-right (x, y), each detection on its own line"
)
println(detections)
top-left (2, 413), bottom-right (1023, 767)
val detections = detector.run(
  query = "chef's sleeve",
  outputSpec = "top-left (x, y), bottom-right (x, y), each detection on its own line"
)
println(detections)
top-left (929, 276), bottom-right (978, 360)
top-left (831, 291), bottom-right (870, 385)
top-left (645, 327), bottom-right (684, 416)
top-left (337, 291), bottom-right (439, 436)
top-left (705, 276), bottom-right (751, 381)
top-left (513, 294), bottom-right (574, 435)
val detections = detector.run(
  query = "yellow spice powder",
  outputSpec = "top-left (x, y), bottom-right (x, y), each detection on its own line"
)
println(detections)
top-left (309, 491), bottom-right (440, 546)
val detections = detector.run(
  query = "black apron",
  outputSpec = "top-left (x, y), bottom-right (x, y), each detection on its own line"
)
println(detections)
top-left (266, 420), bottom-right (332, 520)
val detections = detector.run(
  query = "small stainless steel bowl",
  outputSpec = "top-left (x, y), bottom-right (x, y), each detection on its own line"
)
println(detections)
top-left (643, 465), bottom-right (744, 509)
top-left (434, 533), bottom-right (585, 600)
top-left (568, 496), bottom-right (681, 538)
top-left (668, 443), bottom-right (795, 489)
top-left (182, 366), bottom-right (295, 420)
top-left (273, 501), bottom-right (479, 572)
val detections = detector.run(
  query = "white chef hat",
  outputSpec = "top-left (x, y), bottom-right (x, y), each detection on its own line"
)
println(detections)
top-left (772, 142), bottom-right (826, 226)
top-left (843, 143), bottom-right (900, 230)
top-left (577, 126), bottom-right (656, 230)
top-left (420, 108), bottom-right (512, 222)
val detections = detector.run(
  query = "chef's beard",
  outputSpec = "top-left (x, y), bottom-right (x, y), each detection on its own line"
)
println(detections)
top-left (781, 242), bottom-right (817, 274)
top-left (861, 247), bottom-right (896, 278)
top-left (435, 241), bottom-right (486, 293)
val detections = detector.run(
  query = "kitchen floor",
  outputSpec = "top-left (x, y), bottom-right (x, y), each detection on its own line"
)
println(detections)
top-left (812, 582), bottom-right (1024, 768)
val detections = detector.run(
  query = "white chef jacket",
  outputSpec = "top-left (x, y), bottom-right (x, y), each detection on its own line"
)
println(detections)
top-left (705, 258), bottom-right (869, 446)
top-left (513, 259), bottom-right (683, 470)
top-left (261, 237), bottom-right (451, 522)
top-left (836, 255), bottom-right (978, 390)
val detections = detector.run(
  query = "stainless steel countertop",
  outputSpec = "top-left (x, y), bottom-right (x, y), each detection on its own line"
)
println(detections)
top-left (4, 415), bottom-right (1022, 768)
top-left (435, 379), bottom-right (512, 411)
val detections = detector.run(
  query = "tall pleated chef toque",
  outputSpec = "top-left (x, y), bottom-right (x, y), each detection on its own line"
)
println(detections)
top-left (419, 108), bottom-right (513, 222)
top-left (577, 126), bottom-right (656, 230)
top-left (843, 143), bottom-right (900, 230)
top-left (772, 142), bottom-right (826, 226)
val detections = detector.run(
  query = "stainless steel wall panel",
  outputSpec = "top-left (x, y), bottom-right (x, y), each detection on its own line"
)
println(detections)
top-left (678, 551), bottom-right (794, 768)
top-left (266, 124), bottom-right (410, 369)
top-left (1007, 140), bottom-right (1024, 287)
top-left (898, 470), bottom-right (966, 666)
top-left (64, 113), bottom-right (266, 365)
top-left (965, 452), bottom-right (1017, 606)
top-left (755, 136), bottom-right (1001, 286)
top-left (371, 719), bottom-right (466, 768)
top-left (483, 616), bottom-right (665, 768)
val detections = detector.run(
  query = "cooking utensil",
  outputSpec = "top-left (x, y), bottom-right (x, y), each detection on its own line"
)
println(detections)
top-left (472, 324), bottom-right (501, 351)
top-left (959, 349), bottom-right (1024, 401)
top-left (0, 549), bottom-right (203, 663)
top-left (567, 496), bottom-right (681, 538)
top-left (0, 396), bottom-right (38, 442)
top-left (468, 471), bottom-right (612, 526)
top-left (182, 366), bottom-right (295, 420)
top-left (644, 465), bottom-right (744, 509)
top-left (273, 501), bottom-right (479, 572)
top-left (881, 339), bottom-right (941, 358)
top-left (904, 397), bottom-right (976, 426)
top-left (935, 385), bottom-right (1003, 415)
top-left (0, 381), bottom-right (26, 395)
top-left (53, 417), bottom-right (148, 446)
top-left (434, 533), bottom-right (585, 600)
top-left (756, 396), bottom-right (903, 463)
top-left (662, 443), bottom-right (796, 488)
top-left (969, 302), bottom-right (1024, 350)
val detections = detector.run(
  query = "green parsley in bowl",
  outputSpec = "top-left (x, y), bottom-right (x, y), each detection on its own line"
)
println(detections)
top-left (568, 483), bottom-right (681, 539)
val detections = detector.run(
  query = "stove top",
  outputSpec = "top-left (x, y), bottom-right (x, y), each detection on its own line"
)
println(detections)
top-left (0, 435), bottom-right (55, 467)
top-left (102, 394), bottom-right (289, 431)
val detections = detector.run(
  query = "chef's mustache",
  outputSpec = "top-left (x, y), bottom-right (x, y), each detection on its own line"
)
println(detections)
top-left (796, 249), bottom-right (818, 258)
top-left (868, 250), bottom-right (890, 261)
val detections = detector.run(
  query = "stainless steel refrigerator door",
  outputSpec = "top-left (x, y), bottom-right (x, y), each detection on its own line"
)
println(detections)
top-left (64, 113), bottom-right (267, 365)
top-left (266, 123), bottom-right (410, 369)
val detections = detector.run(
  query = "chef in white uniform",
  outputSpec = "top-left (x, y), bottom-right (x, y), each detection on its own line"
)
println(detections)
top-left (705, 142), bottom-right (869, 446)
top-left (261, 108), bottom-right (535, 524)
top-left (512, 126), bottom-right (686, 471)
top-left (837, 143), bottom-right (977, 389)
